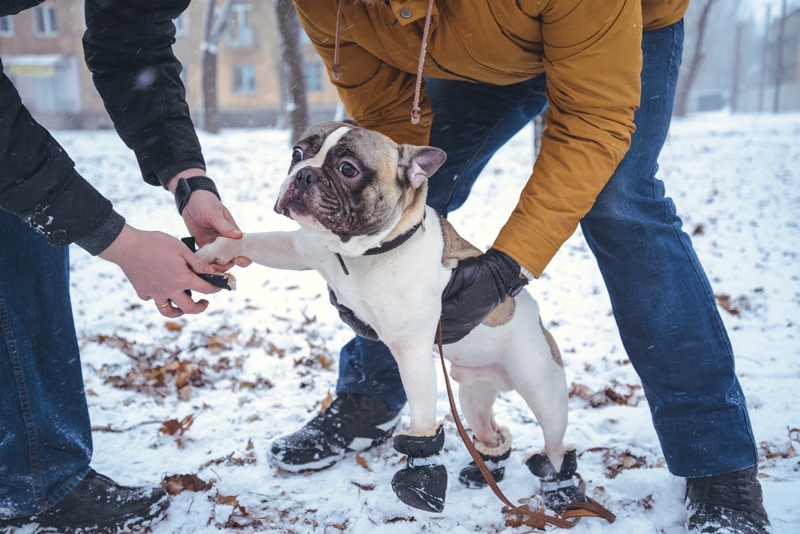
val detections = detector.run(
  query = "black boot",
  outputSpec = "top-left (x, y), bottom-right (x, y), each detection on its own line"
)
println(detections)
top-left (268, 393), bottom-right (401, 472)
top-left (0, 470), bottom-right (169, 533)
top-left (459, 426), bottom-right (512, 489)
top-left (391, 424), bottom-right (447, 513)
top-left (685, 465), bottom-right (770, 534)
top-left (525, 448), bottom-right (587, 511)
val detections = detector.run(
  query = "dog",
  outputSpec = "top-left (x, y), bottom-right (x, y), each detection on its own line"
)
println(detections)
top-left (196, 121), bottom-right (574, 513)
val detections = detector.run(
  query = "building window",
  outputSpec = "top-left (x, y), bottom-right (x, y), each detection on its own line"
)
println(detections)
top-left (226, 4), bottom-right (254, 47)
top-left (0, 16), bottom-right (14, 36)
top-left (174, 12), bottom-right (187, 36)
top-left (33, 5), bottom-right (57, 37)
top-left (303, 60), bottom-right (323, 92)
top-left (233, 64), bottom-right (255, 94)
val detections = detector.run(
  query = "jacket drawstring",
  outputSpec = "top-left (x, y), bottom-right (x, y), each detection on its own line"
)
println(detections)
top-left (410, 0), bottom-right (434, 124)
top-left (332, 0), bottom-right (343, 80)
top-left (330, 0), bottom-right (435, 124)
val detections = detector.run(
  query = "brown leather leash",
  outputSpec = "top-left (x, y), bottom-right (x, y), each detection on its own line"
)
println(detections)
top-left (435, 321), bottom-right (616, 530)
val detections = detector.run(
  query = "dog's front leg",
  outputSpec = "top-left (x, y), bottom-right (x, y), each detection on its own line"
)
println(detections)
top-left (197, 231), bottom-right (311, 271)
top-left (384, 338), bottom-right (448, 512)
top-left (388, 341), bottom-right (438, 435)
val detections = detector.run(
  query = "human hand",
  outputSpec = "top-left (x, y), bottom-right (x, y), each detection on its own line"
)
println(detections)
top-left (98, 224), bottom-right (223, 317)
top-left (167, 169), bottom-right (250, 270)
top-left (439, 249), bottom-right (528, 344)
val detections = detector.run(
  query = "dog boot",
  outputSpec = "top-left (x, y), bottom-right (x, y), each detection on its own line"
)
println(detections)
top-left (391, 423), bottom-right (447, 513)
top-left (525, 447), bottom-right (587, 511)
top-left (459, 426), bottom-right (512, 489)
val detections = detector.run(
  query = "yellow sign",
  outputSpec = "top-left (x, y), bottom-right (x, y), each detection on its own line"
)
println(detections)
top-left (9, 64), bottom-right (55, 77)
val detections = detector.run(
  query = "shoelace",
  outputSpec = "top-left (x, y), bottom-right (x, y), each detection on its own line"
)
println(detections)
top-left (689, 470), bottom-right (763, 520)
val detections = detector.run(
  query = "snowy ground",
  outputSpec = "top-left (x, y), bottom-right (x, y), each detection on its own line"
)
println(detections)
top-left (19, 112), bottom-right (800, 533)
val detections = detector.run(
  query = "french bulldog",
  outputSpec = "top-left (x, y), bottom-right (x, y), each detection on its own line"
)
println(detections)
top-left (197, 121), bottom-right (573, 513)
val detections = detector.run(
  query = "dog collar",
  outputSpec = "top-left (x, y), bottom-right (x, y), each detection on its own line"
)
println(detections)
top-left (335, 213), bottom-right (426, 275)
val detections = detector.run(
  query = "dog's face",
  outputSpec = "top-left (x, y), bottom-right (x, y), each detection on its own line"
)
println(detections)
top-left (275, 121), bottom-right (446, 244)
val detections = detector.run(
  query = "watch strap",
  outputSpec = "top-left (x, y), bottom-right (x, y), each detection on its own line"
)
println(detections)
top-left (174, 176), bottom-right (220, 215)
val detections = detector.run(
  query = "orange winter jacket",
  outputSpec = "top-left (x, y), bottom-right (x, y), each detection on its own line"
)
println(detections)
top-left (295, 0), bottom-right (689, 277)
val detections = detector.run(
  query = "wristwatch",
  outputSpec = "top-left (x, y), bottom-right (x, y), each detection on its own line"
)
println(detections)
top-left (174, 176), bottom-right (220, 215)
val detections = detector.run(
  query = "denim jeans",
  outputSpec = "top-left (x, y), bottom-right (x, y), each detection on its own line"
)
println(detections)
top-left (336, 20), bottom-right (758, 478)
top-left (0, 209), bottom-right (92, 518)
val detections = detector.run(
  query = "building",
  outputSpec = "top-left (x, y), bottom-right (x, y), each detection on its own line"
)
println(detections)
top-left (0, 0), bottom-right (341, 130)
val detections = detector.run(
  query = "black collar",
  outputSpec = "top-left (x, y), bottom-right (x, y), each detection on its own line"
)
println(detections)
top-left (335, 212), bottom-right (425, 275)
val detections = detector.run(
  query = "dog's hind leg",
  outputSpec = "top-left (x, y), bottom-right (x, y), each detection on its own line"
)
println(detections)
top-left (458, 378), bottom-right (502, 448)
top-left (507, 341), bottom-right (569, 471)
top-left (456, 377), bottom-right (513, 488)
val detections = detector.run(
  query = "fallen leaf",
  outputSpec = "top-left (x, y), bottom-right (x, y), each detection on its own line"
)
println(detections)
top-left (355, 454), bottom-right (370, 471)
top-left (165, 321), bottom-right (182, 332)
top-left (320, 391), bottom-right (334, 412)
top-left (161, 473), bottom-right (213, 495)
top-left (159, 414), bottom-right (194, 436)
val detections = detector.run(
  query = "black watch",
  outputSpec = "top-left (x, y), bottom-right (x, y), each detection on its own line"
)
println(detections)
top-left (174, 176), bottom-right (220, 215)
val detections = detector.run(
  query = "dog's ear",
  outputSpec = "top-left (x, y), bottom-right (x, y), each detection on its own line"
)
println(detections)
top-left (342, 118), bottom-right (359, 127)
top-left (398, 145), bottom-right (447, 189)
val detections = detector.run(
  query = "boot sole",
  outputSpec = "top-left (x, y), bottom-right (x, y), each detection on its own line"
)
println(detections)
top-left (0, 493), bottom-right (169, 533)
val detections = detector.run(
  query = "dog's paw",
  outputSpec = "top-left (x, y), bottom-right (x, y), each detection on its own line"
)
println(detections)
top-left (196, 237), bottom-right (245, 266)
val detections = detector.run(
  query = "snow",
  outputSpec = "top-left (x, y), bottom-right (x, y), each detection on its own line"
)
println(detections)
top-left (25, 112), bottom-right (800, 532)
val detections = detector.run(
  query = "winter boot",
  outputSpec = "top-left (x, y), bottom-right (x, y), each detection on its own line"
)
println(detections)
top-left (391, 423), bottom-right (447, 513)
top-left (459, 426), bottom-right (512, 489)
top-left (268, 393), bottom-right (401, 472)
top-left (685, 465), bottom-right (770, 534)
top-left (0, 470), bottom-right (169, 533)
top-left (525, 447), bottom-right (587, 511)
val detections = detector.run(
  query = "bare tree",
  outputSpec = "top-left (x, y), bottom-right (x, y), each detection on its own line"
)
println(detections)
top-left (773, 0), bottom-right (788, 113)
top-left (201, 0), bottom-right (233, 133)
top-left (730, 22), bottom-right (743, 112)
top-left (275, 0), bottom-right (308, 143)
top-left (674, 0), bottom-right (719, 117)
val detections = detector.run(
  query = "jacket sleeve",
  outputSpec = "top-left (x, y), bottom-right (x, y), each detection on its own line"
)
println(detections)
top-left (492, 0), bottom-right (642, 277)
top-left (0, 61), bottom-right (125, 255)
top-left (295, 0), bottom-right (432, 146)
top-left (83, 0), bottom-right (205, 187)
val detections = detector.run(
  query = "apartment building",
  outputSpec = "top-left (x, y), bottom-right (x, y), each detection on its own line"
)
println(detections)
top-left (0, 0), bottom-right (340, 130)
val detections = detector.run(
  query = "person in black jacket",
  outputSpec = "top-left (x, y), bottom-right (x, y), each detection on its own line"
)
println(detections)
top-left (0, 1), bottom-right (242, 531)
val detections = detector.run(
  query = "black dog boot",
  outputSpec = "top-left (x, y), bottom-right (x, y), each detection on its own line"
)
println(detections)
top-left (459, 426), bottom-right (512, 489)
top-left (391, 423), bottom-right (447, 513)
top-left (525, 447), bottom-right (587, 511)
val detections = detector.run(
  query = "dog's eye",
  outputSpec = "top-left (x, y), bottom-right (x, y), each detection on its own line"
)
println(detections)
top-left (339, 162), bottom-right (358, 178)
top-left (291, 148), bottom-right (303, 163)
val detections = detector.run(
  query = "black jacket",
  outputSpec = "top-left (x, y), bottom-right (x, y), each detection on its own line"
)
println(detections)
top-left (0, 0), bottom-right (204, 255)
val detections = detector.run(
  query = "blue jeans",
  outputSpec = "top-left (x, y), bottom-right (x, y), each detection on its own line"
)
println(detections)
top-left (336, 20), bottom-right (758, 478)
top-left (0, 210), bottom-right (93, 518)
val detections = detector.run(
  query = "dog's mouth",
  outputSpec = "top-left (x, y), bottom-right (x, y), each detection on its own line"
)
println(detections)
top-left (275, 191), bottom-right (335, 234)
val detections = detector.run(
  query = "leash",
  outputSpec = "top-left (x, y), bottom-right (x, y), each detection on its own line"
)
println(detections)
top-left (435, 320), bottom-right (616, 530)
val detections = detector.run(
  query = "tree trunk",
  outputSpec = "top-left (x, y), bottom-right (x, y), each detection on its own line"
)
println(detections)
top-left (201, 0), bottom-right (233, 133)
top-left (730, 23), bottom-right (743, 113)
top-left (674, 0), bottom-right (718, 117)
top-left (532, 114), bottom-right (545, 160)
top-left (275, 0), bottom-right (308, 143)
top-left (773, 0), bottom-right (787, 113)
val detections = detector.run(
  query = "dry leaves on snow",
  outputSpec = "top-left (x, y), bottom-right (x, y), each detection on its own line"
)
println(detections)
top-left (715, 293), bottom-right (753, 316)
top-left (161, 473), bottom-right (213, 495)
top-left (569, 381), bottom-right (642, 408)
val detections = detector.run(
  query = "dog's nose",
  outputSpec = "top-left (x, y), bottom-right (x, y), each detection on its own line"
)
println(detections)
top-left (295, 167), bottom-right (320, 185)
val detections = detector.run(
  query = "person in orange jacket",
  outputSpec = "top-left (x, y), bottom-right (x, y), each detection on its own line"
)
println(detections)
top-left (268, 1), bottom-right (769, 532)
